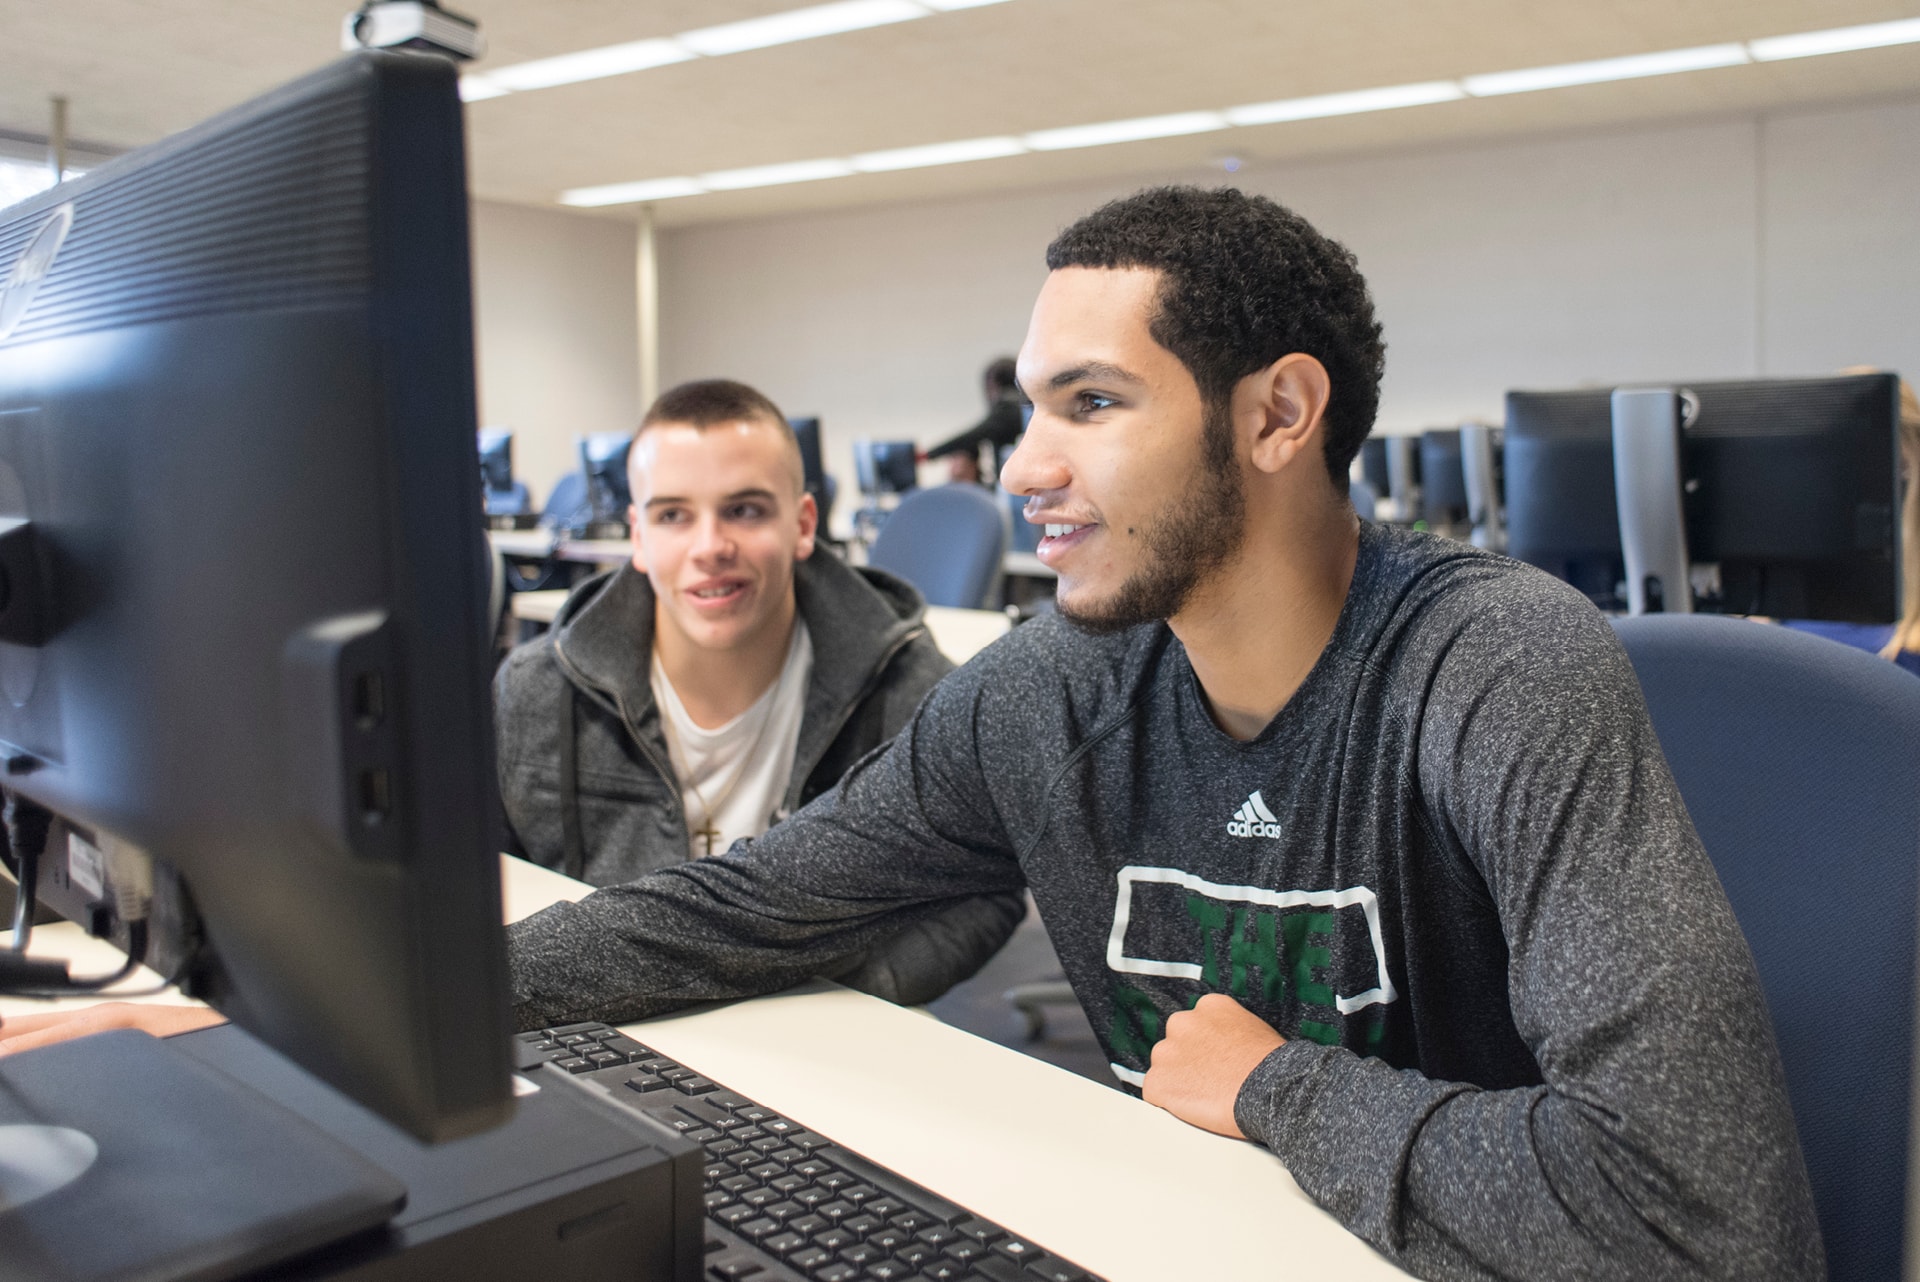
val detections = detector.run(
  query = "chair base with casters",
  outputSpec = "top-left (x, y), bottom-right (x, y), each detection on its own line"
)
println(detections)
top-left (1003, 978), bottom-right (1077, 1042)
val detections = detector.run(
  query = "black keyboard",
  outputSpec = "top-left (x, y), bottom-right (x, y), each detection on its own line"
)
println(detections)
top-left (517, 1022), bottom-right (1106, 1282)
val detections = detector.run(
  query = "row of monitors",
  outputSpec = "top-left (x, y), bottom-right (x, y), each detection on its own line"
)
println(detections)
top-left (479, 418), bottom-right (830, 532)
top-left (1365, 373), bottom-right (1904, 622)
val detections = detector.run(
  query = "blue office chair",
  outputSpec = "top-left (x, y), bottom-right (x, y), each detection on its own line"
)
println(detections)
top-left (998, 486), bottom-right (1040, 554)
top-left (485, 481), bottom-right (532, 517)
top-left (866, 483), bottom-right (1008, 610)
top-left (1611, 614), bottom-right (1920, 1282)
top-left (540, 471), bottom-right (590, 531)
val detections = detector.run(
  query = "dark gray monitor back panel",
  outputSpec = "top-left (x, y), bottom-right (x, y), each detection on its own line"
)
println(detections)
top-left (0, 52), bottom-right (511, 1141)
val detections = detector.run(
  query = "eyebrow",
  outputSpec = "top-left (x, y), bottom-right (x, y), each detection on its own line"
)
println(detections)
top-left (1043, 360), bottom-right (1145, 392)
top-left (643, 487), bottom-right (779, 511)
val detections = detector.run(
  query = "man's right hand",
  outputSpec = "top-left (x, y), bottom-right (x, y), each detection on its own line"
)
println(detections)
top-left (0, 1002), bottom-right (226, 1056)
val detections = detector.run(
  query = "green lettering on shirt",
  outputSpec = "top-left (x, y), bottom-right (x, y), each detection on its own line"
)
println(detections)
top-left (1185, 894), bottom-right (1229, 988)
top-left (1228, 907), bottom-right (1284, 1004)
top-left (1282, 910), bottom-right (1336, 1008)
top-left (1109, 982), bottom-right (1163, 1060)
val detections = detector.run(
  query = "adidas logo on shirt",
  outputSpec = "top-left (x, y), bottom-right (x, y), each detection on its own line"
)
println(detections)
top-left (1226, 790), bottom-right (1283, 839)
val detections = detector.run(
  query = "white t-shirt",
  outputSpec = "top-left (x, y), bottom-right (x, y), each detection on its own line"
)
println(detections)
top-left (650, 619), bottom-right (813, 860)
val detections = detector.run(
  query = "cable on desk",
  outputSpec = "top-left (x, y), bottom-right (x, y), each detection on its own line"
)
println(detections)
top-left (3, 789), bottom-right (51, 952)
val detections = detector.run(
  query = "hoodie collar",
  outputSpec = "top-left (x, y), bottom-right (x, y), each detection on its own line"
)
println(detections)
top-left (550, 554), bottom-right (927, 747)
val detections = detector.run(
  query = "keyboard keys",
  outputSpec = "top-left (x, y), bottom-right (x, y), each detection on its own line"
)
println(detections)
top-left (533, 1020), bottom-right (1105, 1282)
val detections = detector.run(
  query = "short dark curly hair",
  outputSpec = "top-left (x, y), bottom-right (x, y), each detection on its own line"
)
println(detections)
top-left (1045, 186), bottom-right (1385, 489)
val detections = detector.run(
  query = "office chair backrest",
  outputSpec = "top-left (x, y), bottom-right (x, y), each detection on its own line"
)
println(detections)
top-left (867, 483), bottom-right (1007, 610)
top-left (1611, 614), bottom-right (1920, 1282)
top-left (1001, 486), bottom-right (1040, 553)
top-left (540, 471), bottom-right (590, 530)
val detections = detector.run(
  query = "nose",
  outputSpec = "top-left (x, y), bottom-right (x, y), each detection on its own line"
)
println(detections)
top-left (691, 513), bottom-right (737, 564)
top-left (997, 409), bottom-right (1069, 502)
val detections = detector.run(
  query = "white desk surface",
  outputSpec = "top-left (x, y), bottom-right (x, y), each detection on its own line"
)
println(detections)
top-left (488, 530), bottom-right (633, 566)
top-left (508, 594), bottom-right (1013, 668)
top-left (5, 857), bottom-right (1407, 1280)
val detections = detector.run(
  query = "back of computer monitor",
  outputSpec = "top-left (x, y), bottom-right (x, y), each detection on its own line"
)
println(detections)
top-left (789, 417), bottom-right (825, 494)
top-left (579, 431), bottom-right (633, 528)
top-left (478, 428), bottom-right (514, 491)
top-left (1680, 373), bottom-right (1900, 621)
top-left (0, 52), bottom-right (511, 1141)
top-left (1420, 429), bottom-right (1468, 528)
top-left (1504, 389), bottom-right (1627, 609)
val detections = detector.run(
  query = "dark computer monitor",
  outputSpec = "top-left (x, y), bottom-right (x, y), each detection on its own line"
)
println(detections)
top-left (854, 440), bottom-right (918, 496)
top-left (1504, 389), bottom-right (1626, 607)
top-left (1682, 374), bottom-right (1901, 620)
top-left (1420, 429), bottom-right (1469, 528)
top-left (478, 428), bottom-right (514, 492)
top-left (1504, 375), bottom-right (1903, 620)
top-left (579, 431), bottom-right (633, 528)
top-left (1359, 438), bottom-right (1391, 497)
top-left (0, 51), bottom-right (511, 1142)
top-left (478, 427), bottom-right (531, 519)
top-left (788, 416), bottom-right (825, 496)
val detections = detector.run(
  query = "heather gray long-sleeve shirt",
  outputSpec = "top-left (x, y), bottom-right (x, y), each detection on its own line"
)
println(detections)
top-left (508, 523), bottom-right (1822, 1281)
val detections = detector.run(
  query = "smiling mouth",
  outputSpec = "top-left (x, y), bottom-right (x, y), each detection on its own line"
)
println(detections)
top-left (689, 582), bottom-right (747, 604)
top-left (1036, 522), bottom-right (1095, 562)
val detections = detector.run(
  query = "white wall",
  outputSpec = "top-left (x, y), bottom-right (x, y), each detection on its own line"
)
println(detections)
top-left (652, 96), bottom-right (1920, 515)
top-left (469, 200), bottom-right (638, 504)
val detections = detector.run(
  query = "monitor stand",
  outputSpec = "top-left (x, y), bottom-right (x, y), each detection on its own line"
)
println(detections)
top-left (0, 1029), bottom-right (405, 1282)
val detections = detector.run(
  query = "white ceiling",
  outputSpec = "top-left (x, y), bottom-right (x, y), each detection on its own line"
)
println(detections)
top-left (5, 1), bottom-right (1918, 228)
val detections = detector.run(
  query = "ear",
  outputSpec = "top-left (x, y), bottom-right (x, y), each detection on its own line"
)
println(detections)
top-left (1241, 353), bottom-right (1332, 477)
top-left (793, 491), bottom-right (818, 561)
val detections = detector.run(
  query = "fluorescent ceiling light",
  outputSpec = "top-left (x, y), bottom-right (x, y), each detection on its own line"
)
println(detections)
top-left (561, 176), bottom-right (706, 206)
top-left (852, 136), bottom-right (1027, 171)
top-left (554, 21), bottom-right (1914, 207)
top-left (1748, 18), bottom-right (1920, 62)
top-left (1464, 43), bottom-right (1749, 96)
top-left (1026, 112), bottom-right (1229, 151)
top-left (701, 158), bottom-right (858, 190)
top-left (1225, 81), bottom-right (1464, 126)
top-left (679, 0), bottom-right (927, 57)
top-left (458, 74), bottom-right (510, 102)
top-left (485, 38), bottom-right (694, 91)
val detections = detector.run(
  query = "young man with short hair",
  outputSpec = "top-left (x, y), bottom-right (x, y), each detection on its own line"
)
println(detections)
top-left (493, 379), bottom-right (1021, 1004)
top-left (507, 190), bottom-right (1820, 1279)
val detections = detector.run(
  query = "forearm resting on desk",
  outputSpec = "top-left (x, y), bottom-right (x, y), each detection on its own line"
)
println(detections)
top-left (0, 1001), bottom-right (225, 1054)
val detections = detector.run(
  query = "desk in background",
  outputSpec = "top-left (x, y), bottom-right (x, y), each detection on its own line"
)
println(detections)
top-left (489, 529), bottom-right (632, 567)
top-left (4, 856), bottom-right (1408, 1280)
top-left (510, 594), bottom-right (1013, 667)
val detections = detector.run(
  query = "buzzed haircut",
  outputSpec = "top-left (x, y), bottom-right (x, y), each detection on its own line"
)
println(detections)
top-left (1046, 186), bottom-right (1386, 490)
top-left (641, 379), bottom-right (789, 432)
top-left (634, 379), bottom-right (805, 494)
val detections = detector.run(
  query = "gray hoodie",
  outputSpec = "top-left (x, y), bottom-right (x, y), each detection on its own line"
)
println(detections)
top-left (494, 551), bottom-right (1023, 1004)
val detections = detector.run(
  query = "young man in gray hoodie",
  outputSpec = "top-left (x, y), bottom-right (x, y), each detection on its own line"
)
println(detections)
top-left (493, 379), bottom-right (1022, 1005)
top-left (506, 190), bottom-right (1821, 1280)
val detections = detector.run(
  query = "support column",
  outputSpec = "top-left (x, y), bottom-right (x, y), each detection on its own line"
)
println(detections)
top-left (636, 204), bottom-right (659, 411)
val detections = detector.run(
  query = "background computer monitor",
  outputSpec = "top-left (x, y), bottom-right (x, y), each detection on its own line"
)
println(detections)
top-left (1682, 373), bottom-right (1900, 620)
top-left (0, 51), bottom-right (511, 1141)
top-left (1504, 374), bottom-right (1902, 620)
top-left (1359, 437), bottom-right (1391, 498)
top-left (1419, 429), bottom-right (1469, 528)
top-left (788, 416), bottom-right (825, 495)
top-left (1505, 389), bottom-right (1634, 610)
top-left (478, 427), bottom-right (530, 518)
top-left (579, 431), bottom-right (633, 528)
top-left (478, 428), bottom-right (514, 491)
top-left (854, 440), bottom-right (919, 496)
